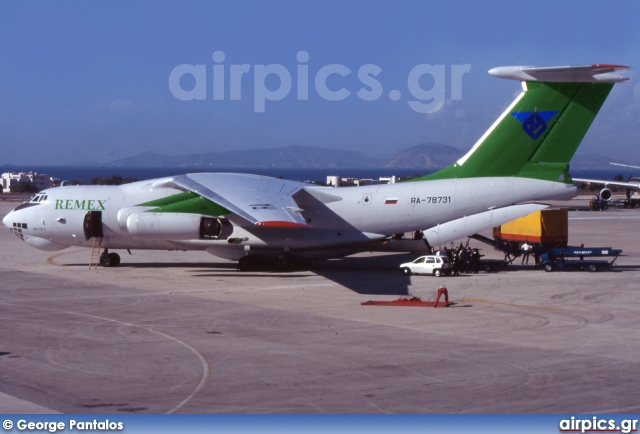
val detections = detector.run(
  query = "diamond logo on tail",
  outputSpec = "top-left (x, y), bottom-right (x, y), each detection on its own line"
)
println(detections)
top-left (511, 111), bottom-right (559, 140)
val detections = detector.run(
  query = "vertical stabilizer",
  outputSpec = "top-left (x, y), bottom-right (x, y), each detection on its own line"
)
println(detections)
top-left (414, 64), bottom-right (628, 183)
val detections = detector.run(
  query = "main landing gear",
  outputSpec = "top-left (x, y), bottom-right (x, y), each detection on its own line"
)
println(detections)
top-left (99, 249), bottom-right (121, 267)
top-left (237, 254), bottom-right (307, 272)
top-left (237, 255), bottom-right (259, 271)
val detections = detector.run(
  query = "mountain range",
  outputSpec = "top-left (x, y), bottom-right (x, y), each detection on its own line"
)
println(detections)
top-left (94, 143), bottom-right (636, 170)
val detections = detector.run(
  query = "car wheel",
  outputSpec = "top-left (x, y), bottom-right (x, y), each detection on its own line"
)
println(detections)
top-left (401, 267), bottom-right (411, 276)
top-left (433, 269), bottom-right (441, 277)
top-left (589, 264), bottom-right (597, 272)
top-left (544, 263), bottom-right (554, 272)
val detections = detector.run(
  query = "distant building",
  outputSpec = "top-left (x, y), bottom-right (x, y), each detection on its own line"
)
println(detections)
top-left (326, 175), bottom-right (398, 187)
top-left (379, 176), bottom-right (397, 184)
top-left (1, 172), bottom-right (56, 193)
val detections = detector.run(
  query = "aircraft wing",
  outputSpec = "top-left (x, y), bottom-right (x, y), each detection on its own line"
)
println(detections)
top-left (611, 163), bottom-right (640, 170)
top-left (573, 178), bottom-right (640, 190)
top-left (167, 173), bottom-right (310, 227)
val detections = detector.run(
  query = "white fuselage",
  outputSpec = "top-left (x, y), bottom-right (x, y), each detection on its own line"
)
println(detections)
top-left (3, 174), bottom-right (577, 261)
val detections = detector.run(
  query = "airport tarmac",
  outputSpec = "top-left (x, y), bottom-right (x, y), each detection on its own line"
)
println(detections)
top-left (2, 198), bottom-right (640, 414)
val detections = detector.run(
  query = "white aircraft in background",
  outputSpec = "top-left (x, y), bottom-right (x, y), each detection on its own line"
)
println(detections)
top-left (3, 64), bottom-right (629, 270)
top-left (574, 163), bottom-right (640, 206)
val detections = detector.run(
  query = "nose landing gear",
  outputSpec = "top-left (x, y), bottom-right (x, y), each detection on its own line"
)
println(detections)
top-left (99, 249), bottom-right (121, 267)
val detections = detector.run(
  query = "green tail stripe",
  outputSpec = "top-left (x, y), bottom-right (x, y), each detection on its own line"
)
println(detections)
top-left (529, 82), bottom-right (613, 164)
top-left (138, 191), bottom-right (231, 216)
top-left (411, 81), bottom-right (614, 183)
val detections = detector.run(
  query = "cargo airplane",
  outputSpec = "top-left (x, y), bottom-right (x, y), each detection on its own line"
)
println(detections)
top-left (574, 163), bottom-right (640, 205)
top-left (3, 64), bottom-right (629, 270)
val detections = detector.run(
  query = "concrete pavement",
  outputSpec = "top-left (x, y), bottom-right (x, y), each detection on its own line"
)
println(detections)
top-left (2, 199), bottom-right (640, 413)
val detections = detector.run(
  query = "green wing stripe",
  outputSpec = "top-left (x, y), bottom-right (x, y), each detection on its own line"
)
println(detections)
top-left (138, 191), bottom-right (231, 216)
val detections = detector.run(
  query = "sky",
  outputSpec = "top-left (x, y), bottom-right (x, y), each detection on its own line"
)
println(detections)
top-left (1, 0), bottom-right (639, 166)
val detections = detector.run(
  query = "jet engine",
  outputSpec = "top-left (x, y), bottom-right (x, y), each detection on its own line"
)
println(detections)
top-left (125, 212), bottom-right (233, 240)
top-left (599, 188), bottom-right (613, 201)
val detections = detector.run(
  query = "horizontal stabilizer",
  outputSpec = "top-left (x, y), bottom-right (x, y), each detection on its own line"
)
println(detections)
top-left (488, 64), bottom-right (629, 83)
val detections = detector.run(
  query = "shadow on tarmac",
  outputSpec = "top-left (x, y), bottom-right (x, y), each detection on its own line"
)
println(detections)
top-left (53, 251), bottom-right (640, 295)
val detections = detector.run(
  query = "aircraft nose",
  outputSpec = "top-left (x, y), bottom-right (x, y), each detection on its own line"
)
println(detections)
top-left (3, 210), bottom-right (13, 229)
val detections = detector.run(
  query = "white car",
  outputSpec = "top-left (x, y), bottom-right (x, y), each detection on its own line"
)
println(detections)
top-left (400, 255), bottom-right (452, 277)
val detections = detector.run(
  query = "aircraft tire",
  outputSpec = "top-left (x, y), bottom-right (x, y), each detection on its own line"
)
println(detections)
top-left (99, 254), bottom-right (112, 267)
top-left (276, 256), bottom-right (289, 272)
top-left (108, 253), bottom-right (121, 267)
top-left (238, 255), bottom-right (255, 272)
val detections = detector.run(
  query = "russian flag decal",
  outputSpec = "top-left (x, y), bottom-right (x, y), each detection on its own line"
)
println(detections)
top-left (385, 198), bottom-right (398, 205)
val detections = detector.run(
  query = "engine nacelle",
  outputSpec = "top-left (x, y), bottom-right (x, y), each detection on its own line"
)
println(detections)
top-left (200, 216), bottom-right (234, 240)
top-left (599, 188), bottom-right (613, 201)
top-left (125, 212), bottom-right (233, 240)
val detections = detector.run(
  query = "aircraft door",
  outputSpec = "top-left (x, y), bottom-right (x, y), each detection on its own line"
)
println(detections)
top-left (83, 211), bottom-right (104, 240)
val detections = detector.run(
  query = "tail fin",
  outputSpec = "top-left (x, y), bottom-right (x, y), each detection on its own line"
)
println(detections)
top-left (416, 64), bottom-right (629, 183)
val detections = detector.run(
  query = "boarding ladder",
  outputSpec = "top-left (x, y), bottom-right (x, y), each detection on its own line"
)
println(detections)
top-left (88, 237), bottom-right (103, 269)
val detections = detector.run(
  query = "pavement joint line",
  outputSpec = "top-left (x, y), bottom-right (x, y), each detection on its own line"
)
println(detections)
top-left (456, 298), bottom-right (563, 312)
top-left (0, 302), bottom-right (210, 414)
top-left (47, 249), bottom-right (87, 266)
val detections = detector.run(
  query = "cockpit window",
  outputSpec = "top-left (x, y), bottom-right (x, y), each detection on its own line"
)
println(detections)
top-left (14, 202), bottom-right (40, 211)
top-left (29, 194), bottom-right (47, 203)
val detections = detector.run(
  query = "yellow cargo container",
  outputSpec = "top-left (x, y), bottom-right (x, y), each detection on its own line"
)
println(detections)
top-left (493, 209), bottom-right (568, 245)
